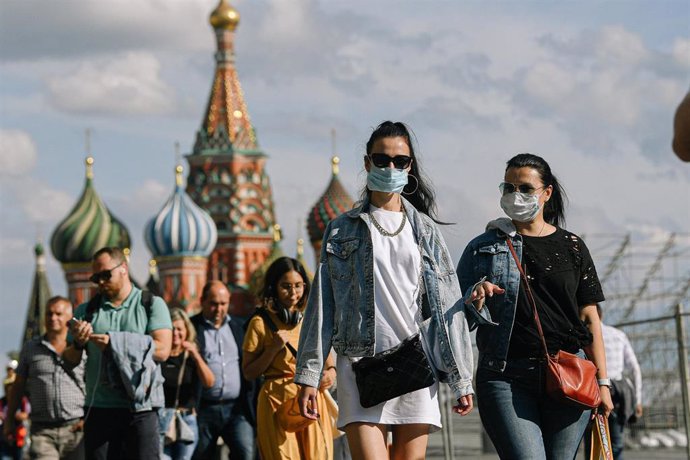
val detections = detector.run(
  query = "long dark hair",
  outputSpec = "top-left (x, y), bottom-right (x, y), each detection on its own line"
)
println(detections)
top-left (506, 153), bottom-right (568, 227)
top-left (362, 121), bottom-right (444, 222)
top-left (262, 257), bottom-right (311, 310)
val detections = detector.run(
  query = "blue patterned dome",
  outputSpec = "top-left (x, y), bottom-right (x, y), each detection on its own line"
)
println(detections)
top-left (145, 166), bottom-right (218, 257)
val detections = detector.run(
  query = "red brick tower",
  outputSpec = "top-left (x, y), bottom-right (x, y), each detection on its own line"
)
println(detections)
top-left (186, 0), bottom-right (275, 315)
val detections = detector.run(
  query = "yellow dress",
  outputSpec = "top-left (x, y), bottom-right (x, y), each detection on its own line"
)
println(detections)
top-left (243, 310), bottom-right (335, 460)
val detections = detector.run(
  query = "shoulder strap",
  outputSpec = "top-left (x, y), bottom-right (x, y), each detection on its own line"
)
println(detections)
top-left (172, 351), bottom-right (188, 409)
top-left (505, 238), bottom-right (550, 359)
top-left (86, 291), bottom-right (154, 324)
top-left (255, 309), bottom-right (297, 357)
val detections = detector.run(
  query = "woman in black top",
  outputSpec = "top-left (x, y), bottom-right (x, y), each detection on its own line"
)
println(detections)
top-left (160, 308), bottom-right (215, 460)
top-left (457, 153), bottom-right (614, 459)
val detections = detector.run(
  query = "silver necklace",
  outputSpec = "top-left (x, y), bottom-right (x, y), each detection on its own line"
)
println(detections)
top-left (369, 207), bottom-right (407, 237)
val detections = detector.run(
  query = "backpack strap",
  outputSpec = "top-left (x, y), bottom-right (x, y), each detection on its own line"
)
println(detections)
top-left (255, 309), bottom-right (297, 357)
top-left (84, 290), bottom-right (154, 323)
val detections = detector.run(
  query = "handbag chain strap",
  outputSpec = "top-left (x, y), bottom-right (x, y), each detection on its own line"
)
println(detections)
top-left (505, 238), bottom-right (550, 360)
top-left (173, 351), bottom-right (188, 409)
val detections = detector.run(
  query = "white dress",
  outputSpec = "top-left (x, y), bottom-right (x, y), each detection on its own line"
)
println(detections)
top-left (336, 205), bottom-right (441, 431)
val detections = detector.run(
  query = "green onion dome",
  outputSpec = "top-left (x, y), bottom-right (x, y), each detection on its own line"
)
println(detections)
top-left (50, 157), bottom-right (131, 264)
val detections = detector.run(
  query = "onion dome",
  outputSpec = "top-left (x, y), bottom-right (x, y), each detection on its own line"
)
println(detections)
top-left (144, 165), bottom-right (218, 258)
top-left (307, 156), bottom-right (354, 244)
top-left (51, 157), bottom-right (131, 264)
top-left (249, 224), bottom-right (285, 297)
top-left (210, 0), bottom-right (239, 31)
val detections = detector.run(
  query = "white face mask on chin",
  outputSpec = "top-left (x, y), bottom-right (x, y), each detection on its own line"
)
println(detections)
top-left (500, 191), bottom-right (543, 222)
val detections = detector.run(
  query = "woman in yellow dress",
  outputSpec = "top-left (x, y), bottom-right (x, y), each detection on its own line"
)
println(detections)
top-left (243, 257), bottom-right (337, 460)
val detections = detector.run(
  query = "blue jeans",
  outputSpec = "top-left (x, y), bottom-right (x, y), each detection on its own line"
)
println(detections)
top-left (477, 354), bottom-right (591, 460)
top-left (159, 409), bottom-right (199, 460)
top-left (192, 400), bottom-right (255, 460)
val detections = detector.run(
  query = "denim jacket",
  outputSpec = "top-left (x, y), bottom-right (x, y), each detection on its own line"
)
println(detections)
top-left (106, 331), bottom-right (165, 412)
top-left (457, 218), bottom-right (524, 373)
top-left (295, 196), bottom-right (474, 399)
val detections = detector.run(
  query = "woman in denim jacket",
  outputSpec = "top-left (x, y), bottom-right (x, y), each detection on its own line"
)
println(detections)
top-left (295, 121), bottom-right (475, 460)
top-left (458, 153), bottom-right (614, 459)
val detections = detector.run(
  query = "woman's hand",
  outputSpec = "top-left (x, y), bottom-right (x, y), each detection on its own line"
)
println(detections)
top-left (319, 367), bottom-right (336, 390)
top-left (452, 394), bottom-right (474, 416)
top-left (298, 385), bottom-right (320, 420)
top-left (598, 386), bottom-right (614, 418)
top-left (182, 341), bottom-right (199, 356)
top-left (464, 281), bottom-right (505, 310)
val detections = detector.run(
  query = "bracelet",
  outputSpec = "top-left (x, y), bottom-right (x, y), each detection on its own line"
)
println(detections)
top-left (597, 378), bottom-right (611, 387)
top-left (325, 366), bottom-right (336, 372)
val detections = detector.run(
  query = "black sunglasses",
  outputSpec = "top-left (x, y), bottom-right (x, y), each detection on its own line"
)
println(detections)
top-left (499, 182), bottom-right (545, 195)
top-left (369, 153), bottom-right (413, 169)
top-left (89, 262), bottom-right (123, 285)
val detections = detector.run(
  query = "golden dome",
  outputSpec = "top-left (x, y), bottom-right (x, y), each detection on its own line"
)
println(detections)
top-left (209, 0), bottom-right (239, 31)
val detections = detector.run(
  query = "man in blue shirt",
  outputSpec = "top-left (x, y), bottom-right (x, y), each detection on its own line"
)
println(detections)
top-left (192, 281), bottom-right (256, 460)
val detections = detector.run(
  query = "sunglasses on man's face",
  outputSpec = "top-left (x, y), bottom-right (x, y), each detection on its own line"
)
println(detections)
top-left (499, 182), bottom-right (545, 195)
top-left (89, 262), bottom-right (123, 285)
top-left (369, 153), bottom-right (413, 170)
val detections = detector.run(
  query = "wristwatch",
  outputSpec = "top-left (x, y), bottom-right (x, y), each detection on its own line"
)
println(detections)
top-left (597, 378), bottom-right (612, 387)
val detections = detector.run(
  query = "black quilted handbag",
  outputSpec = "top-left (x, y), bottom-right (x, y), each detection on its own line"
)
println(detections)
top-left (352, 333), bottom-right (436, 408)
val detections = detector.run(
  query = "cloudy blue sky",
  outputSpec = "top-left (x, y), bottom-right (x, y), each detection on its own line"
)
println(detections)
top-left (1, 0), bottom-right (688, 364)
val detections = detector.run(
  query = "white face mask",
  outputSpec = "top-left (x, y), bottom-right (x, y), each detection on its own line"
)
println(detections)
top-left (500, 191), bottom-right (543, 222)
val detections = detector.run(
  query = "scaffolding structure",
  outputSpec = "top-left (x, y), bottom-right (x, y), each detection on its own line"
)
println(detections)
top-left (584, 231), bottom-right (690, 450)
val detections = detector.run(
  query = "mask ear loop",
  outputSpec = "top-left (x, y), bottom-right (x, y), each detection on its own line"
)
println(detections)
top-left (402, 174), bottom-right (419, 195)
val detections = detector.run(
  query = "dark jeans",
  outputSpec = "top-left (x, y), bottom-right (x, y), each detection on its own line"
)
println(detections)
top-left (84, 408), bottom-right (160, 460)
top-left (477, 354), bottom-right (591, 460)
top-left (193, 400), bottom-right (255, 460)
top-left (584, 411), bottom-right (625, 460)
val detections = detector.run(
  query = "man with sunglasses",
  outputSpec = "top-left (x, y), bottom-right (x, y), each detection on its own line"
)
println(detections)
top-left (64, 247), bottom-right (172, 460)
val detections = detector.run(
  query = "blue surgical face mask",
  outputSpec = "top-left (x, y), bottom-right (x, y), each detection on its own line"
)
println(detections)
top-left (367, 165), bottom-right (408, 194)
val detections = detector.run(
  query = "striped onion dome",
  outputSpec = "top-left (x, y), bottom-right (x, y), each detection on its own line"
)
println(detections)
top-left (51, 157), bottom-right (131, 264)
top-left (307, 156), bottom-right (354, 244)
top-left (144, 165), bottom-right (218, 258)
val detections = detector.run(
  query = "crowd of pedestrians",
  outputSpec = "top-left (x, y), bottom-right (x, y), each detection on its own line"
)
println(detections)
top-left (1, 120), bottom-right (648, 460)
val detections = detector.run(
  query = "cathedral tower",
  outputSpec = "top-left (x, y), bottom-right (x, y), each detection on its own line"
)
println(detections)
top-left (186, 0), bottom-right (276, 313)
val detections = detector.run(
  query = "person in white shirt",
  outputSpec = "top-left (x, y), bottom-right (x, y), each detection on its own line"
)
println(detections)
top-left (586, 304), bottom-right (643, 460)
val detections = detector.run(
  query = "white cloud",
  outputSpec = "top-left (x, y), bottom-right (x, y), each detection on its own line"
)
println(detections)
top-left (46, 52), bottom-right (177, 115)
top-left (0, 129), bottom-right (38, 176)
top-left (595, 26), bottom-right (649, 66)
top-left (672, 38), bottom-right (690, 67)
top-left (0, 237), bottom-right (32, 267)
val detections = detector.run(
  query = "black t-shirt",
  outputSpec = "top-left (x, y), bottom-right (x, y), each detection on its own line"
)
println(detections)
top-left (161, 352), bottom-right (199, 409)
top-left (507, 227), bottom-right (605, 359)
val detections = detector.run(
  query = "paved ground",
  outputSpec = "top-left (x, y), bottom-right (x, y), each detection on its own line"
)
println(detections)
top-left (425, 407), bottom-right (689, 459)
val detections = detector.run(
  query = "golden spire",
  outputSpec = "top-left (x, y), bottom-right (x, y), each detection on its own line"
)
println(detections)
top-left (273, 224), bottom-right (282, 243)
top-left (148, 259), bottom-right (157, 274)
top-left (174, 142), bottom-right (183, 187)
top-left (210, 0), bottom-right (239, 31)
top-left (297, 238), bottom-right (305, 256)
top-left (85, 128), bottom-right (94, 179)
top-left (85, 156), bottom-right (94, 180)
top-left (331, 129), bottom-right (339, 175)
top-left (331, 156), bottom-right (340, 176)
